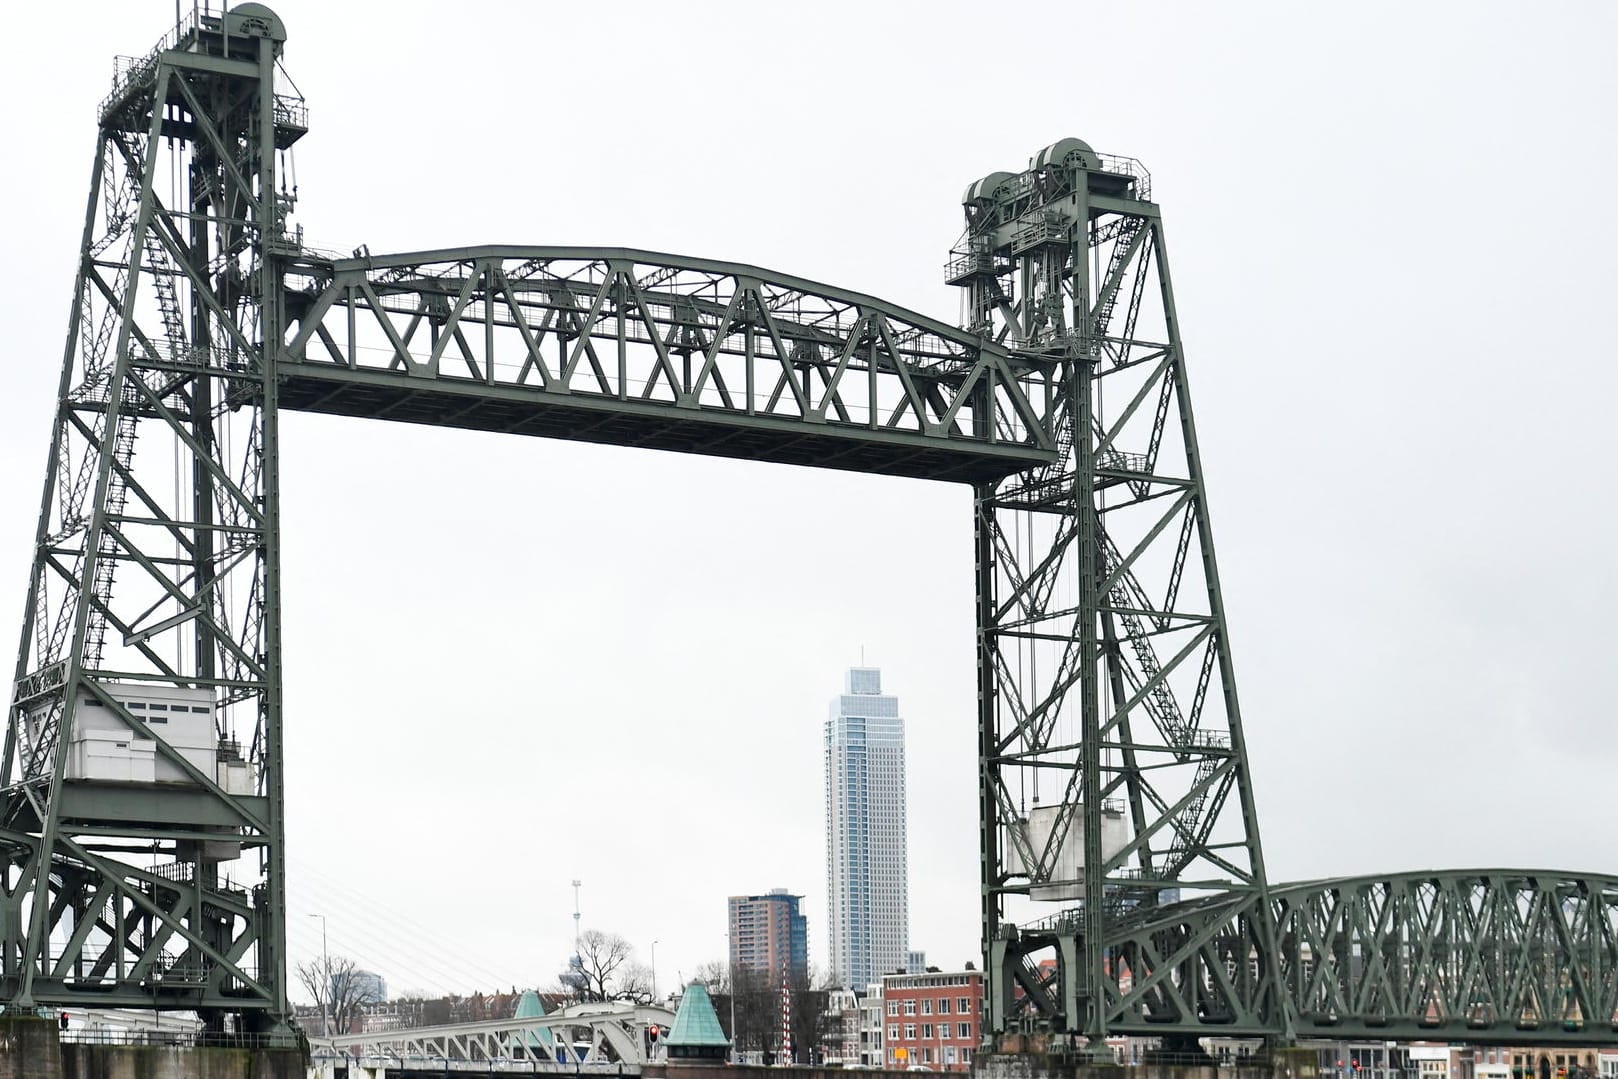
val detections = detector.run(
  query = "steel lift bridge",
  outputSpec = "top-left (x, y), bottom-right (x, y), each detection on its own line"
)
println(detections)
top-left (4, 2), bottom-right (1617, 1054)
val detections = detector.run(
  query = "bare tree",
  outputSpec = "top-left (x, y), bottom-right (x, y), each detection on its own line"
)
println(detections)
top-left (790, 966), bottom-right (844, 1065)
top-left (572, 929), bottom-right (639, 1002)
top-left (296, 954), bottom-right (383, 1035)
top-left (617, 961), bottom-right (654, 1003)
top-left (692, 960), bottom-right (730, 996)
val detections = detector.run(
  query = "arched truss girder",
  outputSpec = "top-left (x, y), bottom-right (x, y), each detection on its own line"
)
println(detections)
top-left (1004, 870), bottom-right (1618, 1045)
top-left (276, 246), bottom-right (1058, 483)
top-left (313, 1002), bottom-right (676, 1066)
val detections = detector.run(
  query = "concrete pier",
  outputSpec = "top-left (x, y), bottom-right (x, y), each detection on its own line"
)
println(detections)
top-left (638, 1050), bottom-right (1320, 1079)
top-left (0, 1016), bottom-right (305, 1079)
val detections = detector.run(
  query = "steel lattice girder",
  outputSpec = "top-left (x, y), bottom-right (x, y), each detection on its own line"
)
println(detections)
top-left (966, 140), bottom-right (1285, 1047)
top-left (3, 8), bottom-right (293, 1023)
top-left (997, 871), bottom-right (1618, 1045)
top-left (276, 248), bottom-right (1059, 483)
top-left (314, 1002), bottom-right (675, 1065)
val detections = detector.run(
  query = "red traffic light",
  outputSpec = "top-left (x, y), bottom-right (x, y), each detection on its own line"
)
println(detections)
top-left (649, 1024), bottom-right (661, 1042)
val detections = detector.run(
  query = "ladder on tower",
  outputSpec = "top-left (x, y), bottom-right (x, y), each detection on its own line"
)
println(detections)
top-left (84, 398), bottom-right (139, 670)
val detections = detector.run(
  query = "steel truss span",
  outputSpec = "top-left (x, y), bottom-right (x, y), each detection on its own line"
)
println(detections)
top-left (311, 1001), bottom-right (675, 1069)
top-left (1018, 871), bottom-right (1618, 1044)
top-left (4, 3), bottom-right (1613, 1048)
top-left (279, 247), bottom-right (1056, 483)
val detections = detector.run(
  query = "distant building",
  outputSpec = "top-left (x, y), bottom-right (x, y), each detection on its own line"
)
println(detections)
top-left (728, 889), bottom-right (808, 981)
top-left (822, 987), bottom-right (862, 1066)
top-left (348, 969), bottom-right (386, 1003)
top-left (825, 666), bottom-right (909, 991)
top-left (857, 984), bottom-right (885, 1067)
top-left (905, 950), bottom-right (927, 974)
top-left (881, 969), bottom-right (982, 1072)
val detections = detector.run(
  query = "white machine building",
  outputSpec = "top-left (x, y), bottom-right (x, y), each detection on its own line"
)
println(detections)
top-left (30, 683), bottom-right (254, 797)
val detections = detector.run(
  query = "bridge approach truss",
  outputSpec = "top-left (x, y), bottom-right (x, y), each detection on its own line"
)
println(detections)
top-left (4, 1), bottom-right (1617, 1050)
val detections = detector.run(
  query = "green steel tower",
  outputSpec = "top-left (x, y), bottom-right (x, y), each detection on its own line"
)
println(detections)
top-left (952, 140), bottom-right (1285, 1050)
top-left (3, 5), bottom-right (301, 1031)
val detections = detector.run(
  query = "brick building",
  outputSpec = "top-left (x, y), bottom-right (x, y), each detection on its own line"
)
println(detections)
top-left (881, 969), bottom-right (982, 1071)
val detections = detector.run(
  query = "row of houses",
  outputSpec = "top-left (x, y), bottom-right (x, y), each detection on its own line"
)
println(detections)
top-left (817, 968), bottom-right (985, 1071)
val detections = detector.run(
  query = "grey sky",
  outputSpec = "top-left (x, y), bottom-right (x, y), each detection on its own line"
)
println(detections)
top-left (1, 1), bottom-right (1614, 1002)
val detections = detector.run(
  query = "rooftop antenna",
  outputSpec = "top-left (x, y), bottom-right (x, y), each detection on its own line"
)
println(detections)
top-left (571, 879), bottom-right (582, 954)
top-left (560, 878), bottom-right (587, 996)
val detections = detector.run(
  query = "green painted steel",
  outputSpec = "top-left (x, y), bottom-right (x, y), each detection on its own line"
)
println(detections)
top-left (276, 246), bottom-right (1059, 483)
top-left (4, 4), bottom-right (1614, 1051)
top-left (1, 4), bottom-right (297, 1032)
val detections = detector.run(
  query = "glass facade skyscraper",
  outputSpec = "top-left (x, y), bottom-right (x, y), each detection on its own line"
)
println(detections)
top-left (825, 666), bottom-right (908, 990)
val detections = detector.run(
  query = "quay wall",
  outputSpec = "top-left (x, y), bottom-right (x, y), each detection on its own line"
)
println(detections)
top-left (642, 1050), bottom-right (1318, 1079)
top-left (0, 1016), bottom-right (304, 1079)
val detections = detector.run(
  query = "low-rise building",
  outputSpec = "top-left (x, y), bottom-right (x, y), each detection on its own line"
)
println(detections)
top-left (858, 984), bottom-right (884, 1066)
top-left (881, 969), bottom-right (982, 1072)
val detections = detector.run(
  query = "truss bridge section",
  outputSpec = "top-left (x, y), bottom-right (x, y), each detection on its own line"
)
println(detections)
top-left (310, 1000), bottom-right (675, 1072)
top-left (277, 247), bottom-right (1058, 484)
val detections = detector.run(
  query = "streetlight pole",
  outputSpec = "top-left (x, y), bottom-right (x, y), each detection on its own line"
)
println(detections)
top-left (307, 913), bottom-right (329, 1037)
top-left (651, 940), bottom-right (659, 1002)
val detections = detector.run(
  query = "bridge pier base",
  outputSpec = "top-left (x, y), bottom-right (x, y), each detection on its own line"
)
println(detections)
top-left (0, 1016), bottom-right (61, 1078)
top-left (0, 1016), bottom-right (306, 1079)
top-left (974, 1047), bottom-right (1320, 1079)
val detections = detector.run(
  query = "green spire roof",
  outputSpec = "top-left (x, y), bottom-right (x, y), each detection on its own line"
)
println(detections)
top-left (666, 981), bottom-right (731, 1048)
top-left (513, 988), bottom-right (552, 1047)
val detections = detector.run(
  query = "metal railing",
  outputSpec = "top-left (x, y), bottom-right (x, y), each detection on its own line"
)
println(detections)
top-left (1096, 154), bottom-right (1153, 201)
top-left (62, 1026), bottom-right (301, 1050)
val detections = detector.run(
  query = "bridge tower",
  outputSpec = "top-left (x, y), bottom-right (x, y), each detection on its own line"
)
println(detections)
top-left (955, 141), bottom-right (1290, 1050)
top-left (3, 3), bottom-right (301, 1029)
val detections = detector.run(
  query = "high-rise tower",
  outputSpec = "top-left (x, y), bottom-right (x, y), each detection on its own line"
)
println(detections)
top-left (728, 889), bottom-right (808, 982)
top-left (824, 667), bottom-right (908, 990)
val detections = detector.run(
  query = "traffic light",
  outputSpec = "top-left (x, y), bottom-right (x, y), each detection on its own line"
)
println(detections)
top-left (649, 1024), bottom-right (661, 1043)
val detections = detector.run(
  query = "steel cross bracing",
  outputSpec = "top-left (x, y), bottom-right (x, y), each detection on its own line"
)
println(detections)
top-left (1068, 871), bottom-right (1618, 1045)
top-left (954, 139), bottom-right (1282, 1051)
top-left (953, 140), bottom-right (1618, 1051)
top-left (275, 248), bottom-right (1057, 482)
top-left (311, 1000), bottom-right (675, 1070)
top-left (2, 4), bottom-right (299, 1029)
top-left (5, 5), bottom-right (1616, 1048)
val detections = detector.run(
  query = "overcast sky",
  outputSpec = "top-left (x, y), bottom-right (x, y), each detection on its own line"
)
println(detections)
top-left (1, 1), bottom-right (1615, 1004)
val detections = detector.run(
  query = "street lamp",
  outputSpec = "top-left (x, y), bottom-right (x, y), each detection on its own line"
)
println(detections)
top-left (724, 932), bottom-right (738, 1064)
top-left (651, 940), bottom-right (659, 1002)
top-left (307, 913), bottom-right (329, 1037)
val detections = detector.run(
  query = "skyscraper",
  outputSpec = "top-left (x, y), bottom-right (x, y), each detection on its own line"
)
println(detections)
top-left (825, 666), bottom-right (909, 990)
top-left (728, 889), bottom-right (808, 981)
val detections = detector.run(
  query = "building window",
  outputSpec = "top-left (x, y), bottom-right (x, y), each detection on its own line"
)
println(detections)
top-left (938, 998), bottom-right (951, 1014)
top-left (958, 997), bottom-right (971, 1013)
top-left (921, 999), bottom-right (932, 1015)
top-left (888, 1025), bottom-right (899, 1041)
top-left (922, 1024), bottom-right (933, 1040)
top-left (888, 1002), bottom-right (899, 1017)
top-left (957, 1023), bottom-right (971, 1039)
top-left (903, 1024), bottom-right (916, 1040)
top-left (903, 1001), bottom-right (916, 1016)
